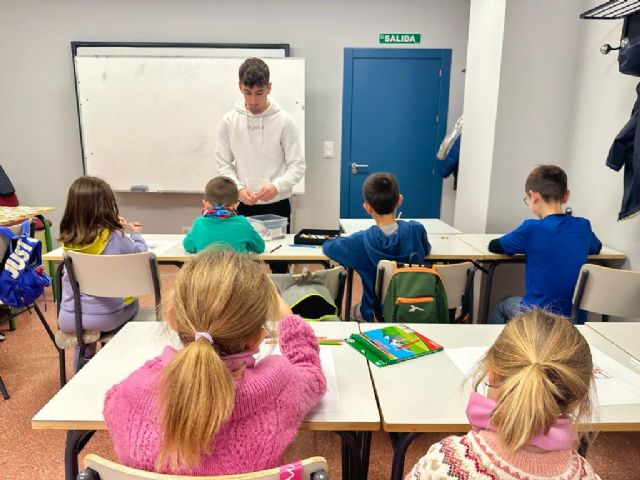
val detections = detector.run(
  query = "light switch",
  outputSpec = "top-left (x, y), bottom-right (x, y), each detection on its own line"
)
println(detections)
top-left (323, 141), bottom-right (334, 158)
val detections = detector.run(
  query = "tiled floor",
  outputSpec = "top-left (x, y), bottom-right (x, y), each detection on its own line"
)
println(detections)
top-left (1, 266), bottom-right (639, 479)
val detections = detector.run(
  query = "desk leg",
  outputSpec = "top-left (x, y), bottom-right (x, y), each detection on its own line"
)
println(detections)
top-left (337, 431), bottom-right (362, 480)
top-left (359, 431), bottom-right (372, 480)
top-left (390, 432), bottom-right (421, 480)
top-left (480, 263), bottom-right (498, 324)
top-left (65, 430), bottom-right (95, 480)
top-left (344, 268), bottom-right (354, 321)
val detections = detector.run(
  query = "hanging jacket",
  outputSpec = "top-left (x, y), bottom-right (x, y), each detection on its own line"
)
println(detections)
top-left (606, 81), bottom-right (640, 220)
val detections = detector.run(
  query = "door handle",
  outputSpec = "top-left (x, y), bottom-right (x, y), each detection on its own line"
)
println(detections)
top-left (351, 162), bottom-right (370, 174)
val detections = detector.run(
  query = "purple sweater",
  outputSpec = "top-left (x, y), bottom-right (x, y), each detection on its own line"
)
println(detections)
top-left (103, 315), bottom-right (327, 475)
top-left (58, 231), bottom-right (148, 333)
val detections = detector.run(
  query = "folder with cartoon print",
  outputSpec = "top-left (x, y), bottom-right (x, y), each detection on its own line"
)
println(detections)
top-left (346, 324), bottom-right (443, 367)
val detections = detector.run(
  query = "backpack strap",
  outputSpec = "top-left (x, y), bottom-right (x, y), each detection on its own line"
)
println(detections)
top-left (0, 225), bottom-right (17, 242)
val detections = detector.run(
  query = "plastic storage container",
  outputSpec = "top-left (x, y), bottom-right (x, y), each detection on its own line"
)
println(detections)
top-left (247, 214), bottom-right (288, 240)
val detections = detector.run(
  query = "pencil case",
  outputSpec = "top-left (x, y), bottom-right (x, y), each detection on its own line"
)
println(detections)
top-left (294, 229), bottom-right (341, 245)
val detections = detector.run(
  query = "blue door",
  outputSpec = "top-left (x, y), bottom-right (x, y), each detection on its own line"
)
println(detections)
top-left (340, 48), bottom-right (451, 218)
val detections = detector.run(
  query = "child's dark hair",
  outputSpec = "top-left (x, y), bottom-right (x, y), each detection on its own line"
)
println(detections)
top-left (239, 58), bottom-right (270, 88)
top-left (205, 177), bottom-right (239, 206)
top-left (59, 176), bottom-right (122, 245)
top-left (363, 173), bottom-right (400, 215)
top-left (525, 165), bottom-right (568, 203)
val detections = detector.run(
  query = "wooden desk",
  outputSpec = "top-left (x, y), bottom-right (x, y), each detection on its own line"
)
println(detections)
top-left (32, 321), bottom-right (379, 480)
top-left (0, 206), bottom-right (54, 226)
top-left (340, 218), bottom-right (462, 236)
top-left (587, 322), bottom-right (640, 362)
top-left (360, 323), bottom-right (640, 480)
top-left (455, 234), bottom-right (626, 323)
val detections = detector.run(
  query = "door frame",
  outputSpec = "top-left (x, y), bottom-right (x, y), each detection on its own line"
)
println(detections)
top-left (340, 48), bottom-right (452, 218)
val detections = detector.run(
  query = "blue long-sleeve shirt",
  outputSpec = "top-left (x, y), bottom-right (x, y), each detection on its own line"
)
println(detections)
top-left (490, 213), bottom-right (601, 318)
top-left (323, 220), bottom-right (431, 321)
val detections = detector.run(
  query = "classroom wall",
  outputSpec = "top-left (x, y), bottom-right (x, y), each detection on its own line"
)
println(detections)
top-left (564, 7), bottom-right (640, 276)
top-left (453, 0), bottom-right (506, 233)
top-left (0, 0), bottom-right (469, 239)
top-left (485, 0), bottom-right (584, 233)
top-left (454, 0), bottom-right (584, 234)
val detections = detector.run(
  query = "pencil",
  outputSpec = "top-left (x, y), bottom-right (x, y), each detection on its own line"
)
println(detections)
top-left (269, 245), bottom-right (283, 253)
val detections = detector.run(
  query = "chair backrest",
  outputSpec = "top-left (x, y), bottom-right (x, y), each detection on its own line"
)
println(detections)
top-left (434, 262), bottom-right (474, 310)
top-left (375, 260), bottom-right (396, 305)
top-left (64, 250), bottom-right (161, 301)
top-left (80, 454), bottom-right (329, 480)
top-left (572, 264), bottom-right (640, 318)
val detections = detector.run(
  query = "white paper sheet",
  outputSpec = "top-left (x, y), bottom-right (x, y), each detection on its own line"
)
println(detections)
top-left (258, 343), bottom-right (340, 413)
top-left (145, 239), bottom-right (178, 255)
top-left (591, 347), bottom-right (640, 407)
top-left (445, 346), bottom-right (488, 376)
top-left (445, 345), bottom-right (640, 408)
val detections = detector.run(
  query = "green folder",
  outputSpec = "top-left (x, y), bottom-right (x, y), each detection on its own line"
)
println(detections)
top-left (346, 324), bottom-right (443, 367)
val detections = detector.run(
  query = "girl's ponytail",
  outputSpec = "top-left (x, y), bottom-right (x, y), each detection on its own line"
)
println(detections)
top-left (478, 309), bottom-right (594, 452)
top-left (157, 337), bottom-right (234, 469)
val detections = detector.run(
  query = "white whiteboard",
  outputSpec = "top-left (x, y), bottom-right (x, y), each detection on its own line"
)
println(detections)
top-left (75, 55), bottom-right (305, 193)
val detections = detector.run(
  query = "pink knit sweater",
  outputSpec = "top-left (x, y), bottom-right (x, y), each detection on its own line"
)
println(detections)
top-left (103, 315), bottom-right (327, 475)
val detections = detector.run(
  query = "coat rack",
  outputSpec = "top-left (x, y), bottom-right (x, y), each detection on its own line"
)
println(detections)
top-left (581, 0), bottom-right (640, 20)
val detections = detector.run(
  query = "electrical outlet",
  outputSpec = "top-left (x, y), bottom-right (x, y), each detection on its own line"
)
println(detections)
top-left (323, 141), bottom-right (334, 158)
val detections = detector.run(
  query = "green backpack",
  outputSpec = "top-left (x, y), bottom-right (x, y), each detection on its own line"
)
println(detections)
top-left (381, 263), bottom-right (449, 323)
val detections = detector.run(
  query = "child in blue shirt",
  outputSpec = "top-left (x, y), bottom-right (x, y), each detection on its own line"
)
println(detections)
top-left (183, 177), bottom-right (265, 254)
top-left (323, 173), bottom-right (431, 322)
top-left (488, 165), bottom-right (602, 324)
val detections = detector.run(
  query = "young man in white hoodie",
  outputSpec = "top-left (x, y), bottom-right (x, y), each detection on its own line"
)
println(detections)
top-left (216, 58), bottom-right (305, 234)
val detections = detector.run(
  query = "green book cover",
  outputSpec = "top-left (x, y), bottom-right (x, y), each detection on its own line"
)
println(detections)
top-left (346, 324), bottom-right (443, 367)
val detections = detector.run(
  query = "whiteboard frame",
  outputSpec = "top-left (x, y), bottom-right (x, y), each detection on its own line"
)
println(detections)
top-left (70, 41), bottom-right (290, 183)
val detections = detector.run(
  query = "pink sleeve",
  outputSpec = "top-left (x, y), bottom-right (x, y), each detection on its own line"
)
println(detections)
top-left (278, 315), bottom-right (327, 413)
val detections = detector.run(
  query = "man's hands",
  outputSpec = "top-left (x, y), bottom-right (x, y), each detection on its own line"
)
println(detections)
top-left (240, 184), bottom-right (278, 205)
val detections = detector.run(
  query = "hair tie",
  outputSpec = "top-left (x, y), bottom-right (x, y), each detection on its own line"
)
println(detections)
top-left (194, 332), bottom-right (214, 345)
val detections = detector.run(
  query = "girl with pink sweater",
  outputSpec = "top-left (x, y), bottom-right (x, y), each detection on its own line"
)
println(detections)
top-left (103, 249), bottom-right (327, 475)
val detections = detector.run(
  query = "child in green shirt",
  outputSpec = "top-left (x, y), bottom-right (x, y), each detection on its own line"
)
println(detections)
top-left (183, 177), bottom-right (265, 254)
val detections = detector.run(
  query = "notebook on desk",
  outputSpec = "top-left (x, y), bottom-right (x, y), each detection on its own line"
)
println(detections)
top-left (346, 324), bottom-right (443, 367)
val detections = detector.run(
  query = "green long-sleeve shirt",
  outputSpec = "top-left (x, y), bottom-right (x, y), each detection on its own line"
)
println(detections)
top-left (183, 215), bottom-right (265, 254)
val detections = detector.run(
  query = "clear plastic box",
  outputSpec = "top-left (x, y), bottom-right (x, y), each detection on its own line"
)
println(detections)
top-left (247, 214), bottom-right (288, 240)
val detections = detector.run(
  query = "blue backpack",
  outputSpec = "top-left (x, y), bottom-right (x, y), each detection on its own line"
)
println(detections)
top-left (0, 220), bottom-right (51, 307)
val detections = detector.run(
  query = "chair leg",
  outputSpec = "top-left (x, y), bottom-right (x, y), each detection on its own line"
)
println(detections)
top-left (0, 374), bottom-right (9, 400)
top-left (59, 349), bottom-right (67, 388)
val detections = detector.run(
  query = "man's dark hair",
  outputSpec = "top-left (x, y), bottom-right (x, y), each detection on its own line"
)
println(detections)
top-left (239, 58), bottom-right (270, 88)
top-left (205, 176), bottom-right (239, 206)
top-left (363, 172), bottom-right (400, 215)
top-left (525, 165), bottom-right (568, 203)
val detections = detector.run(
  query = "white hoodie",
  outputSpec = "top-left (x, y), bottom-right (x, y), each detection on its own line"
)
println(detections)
top-left (216, 98), bottom-right (305, 204)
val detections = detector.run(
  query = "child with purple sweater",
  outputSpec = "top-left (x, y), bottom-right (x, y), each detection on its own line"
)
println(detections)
top-left (104, 249), bottom-right (326, 475)
top-left (57, 176), bottom-right (148, 368)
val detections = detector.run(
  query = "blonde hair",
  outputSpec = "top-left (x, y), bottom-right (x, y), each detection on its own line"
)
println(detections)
top-left (474, 309), bottom-right (594, 452)
top-left (157, 249), bottom-right (279, 469)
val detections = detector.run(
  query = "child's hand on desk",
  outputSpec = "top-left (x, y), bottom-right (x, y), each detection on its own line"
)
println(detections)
top-left (119, 216), bottom-right (144, 234)
top-left (239, 188), bottom-right (257, 206)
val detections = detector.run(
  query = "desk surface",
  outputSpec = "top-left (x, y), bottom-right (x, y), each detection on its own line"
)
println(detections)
top-left (587, 322), bottom-right (640, 362)
top-left (456, 233), bottom-right (626, 261)
top-left (361, 323), bottom-right (640, 433)
top-left (0, 206), bottom-right (53, 226)
top-left (340, 218), bottom-right (462, 235)
top-left (32, 321), bottom-right (380, 432)
top-left (42, 233), bottom-right (488, 263)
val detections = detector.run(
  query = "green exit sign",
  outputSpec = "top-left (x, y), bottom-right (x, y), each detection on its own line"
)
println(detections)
top-left (379, 33), bottom-right (421, 44)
